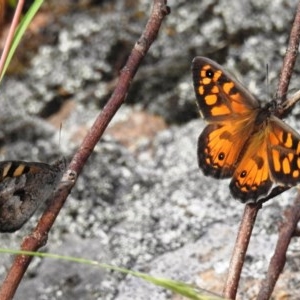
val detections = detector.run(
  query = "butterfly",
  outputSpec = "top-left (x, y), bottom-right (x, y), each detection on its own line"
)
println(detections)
top-left (192, 56), bottom-right (300, 203)
top-left (0, 159), bottom-right (65, 232)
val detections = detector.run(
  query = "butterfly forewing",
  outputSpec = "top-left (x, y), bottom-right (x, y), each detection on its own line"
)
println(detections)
top-left (193, 56), bottom-right (259, 179)
top-left (192, 57), bottom-right (260, 122)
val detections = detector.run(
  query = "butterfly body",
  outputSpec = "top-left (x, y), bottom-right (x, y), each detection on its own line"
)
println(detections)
top-left (192, 57), bottom-right (300, 203)
top-left (0, 159), bottom-right (65, 232)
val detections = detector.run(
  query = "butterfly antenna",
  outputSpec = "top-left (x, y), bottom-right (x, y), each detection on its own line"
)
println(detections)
top-left (266, 63), bottom-right (270, 99)
top-left (59, 122), bottom-right (62, 147)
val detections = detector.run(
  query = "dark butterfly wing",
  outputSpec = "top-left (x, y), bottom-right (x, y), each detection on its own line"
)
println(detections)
top-left (0, 159), bottom-right (65, 232)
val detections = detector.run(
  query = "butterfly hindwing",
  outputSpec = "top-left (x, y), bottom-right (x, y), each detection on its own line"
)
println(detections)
top-left (198, 123), bottom-right (251, 178)
top-left (230, 116), bottom-right (300, 202)
top-left (267, 116), bottom-right (300, 185)
top-left (230, 132), bottom-right (273, 202)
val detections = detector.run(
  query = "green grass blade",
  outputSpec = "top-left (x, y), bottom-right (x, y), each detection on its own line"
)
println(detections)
top-left (0, 248), bottom-right (225, 300)
top-left (0, 0), bottom-right (45, 81)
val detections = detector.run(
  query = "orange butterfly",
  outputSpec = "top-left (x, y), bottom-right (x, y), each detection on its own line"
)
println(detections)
top-left (192, 56), bottom-right (300, 203)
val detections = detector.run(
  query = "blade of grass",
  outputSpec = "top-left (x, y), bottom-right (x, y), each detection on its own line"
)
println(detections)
top-left (0, 0), bottom-right (25, 79)
top-left (0, 248), bottom-right (225, 300)
top-left (0, 0), bottom-right (44, 82)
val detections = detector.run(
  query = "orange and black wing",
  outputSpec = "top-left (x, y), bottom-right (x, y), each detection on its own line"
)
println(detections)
top-left (229, 131), bottom-right (272, 203)
top-left (267, 116), bottom-right (300, 185)
top-left (192, 56), bottom-right (260, 122)
top-left (192, 57), bottom-right (259, 178)
top-left (229, 116), bottom-right (300, 203)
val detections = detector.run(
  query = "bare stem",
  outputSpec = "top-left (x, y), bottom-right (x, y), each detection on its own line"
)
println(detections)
top-left (0, 1), bottom-right (170, 299)
top-left (257, 193), bottom-right (300, 300)
top-left (223, 203), bottom-right (261, 299)
top-left (276, 1), bottom-right (300, 102)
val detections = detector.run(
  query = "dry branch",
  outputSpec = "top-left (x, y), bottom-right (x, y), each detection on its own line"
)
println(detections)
top-left (0, 1), bottom-right (170, 299)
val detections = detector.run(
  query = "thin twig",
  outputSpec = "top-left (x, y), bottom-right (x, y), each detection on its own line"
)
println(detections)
top-left (257, 193), bottom-right (300, 300)
top-left (222, 203), bottom-right (261, 299)
top-left (223, 2), bottom-right (300, 299)
top-left (276, 1), bottom-right (300, 103)
top-left (0, 1), bottom-right (170, 299)
top-left (0, 0), bottom-right (25, 76)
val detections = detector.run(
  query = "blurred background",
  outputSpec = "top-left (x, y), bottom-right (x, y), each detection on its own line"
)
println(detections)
top-left (0, 1), bottom-right (299, 299)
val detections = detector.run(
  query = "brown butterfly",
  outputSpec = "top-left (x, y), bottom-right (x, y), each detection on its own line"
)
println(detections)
top-left (192, 56), bottom-right (300, 203)
top-left (0, 159), bottom-right (65, 232)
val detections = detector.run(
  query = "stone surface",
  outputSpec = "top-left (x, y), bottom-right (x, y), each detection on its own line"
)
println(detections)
top-left (0, 0), bottom-right (300, 299)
